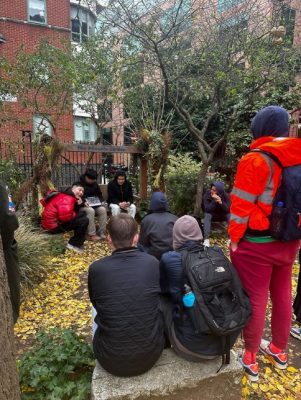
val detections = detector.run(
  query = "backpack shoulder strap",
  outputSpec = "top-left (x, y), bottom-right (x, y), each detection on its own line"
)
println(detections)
top-left (250, 149), bottom-right (283, 169)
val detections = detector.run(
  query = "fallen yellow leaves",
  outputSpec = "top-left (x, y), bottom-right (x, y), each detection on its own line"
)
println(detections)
top-left (14, 239), bottom-right (111, 346)
top-left (14, 235), bottom-right (301, 400)
top-left (241, 355), bottom-right (301, 399)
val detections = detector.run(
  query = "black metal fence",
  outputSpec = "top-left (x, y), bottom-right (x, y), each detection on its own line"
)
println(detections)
top-left (0, 139), bottom-right (141, 194)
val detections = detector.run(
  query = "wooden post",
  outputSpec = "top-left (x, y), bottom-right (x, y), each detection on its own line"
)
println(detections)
top-left (140, 158), bottom-right (148, 201)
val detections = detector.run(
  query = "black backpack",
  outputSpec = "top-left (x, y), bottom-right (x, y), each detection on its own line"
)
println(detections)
top-left (180, 244), bottom-right (252, 363)
top-left (251, 149), bottom-right (301, 241)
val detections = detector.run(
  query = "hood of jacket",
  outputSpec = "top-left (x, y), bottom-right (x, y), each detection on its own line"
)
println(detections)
top-left (211, 181), bottom-right (225, 195)
top-left (251, 105), bottom-right (289, 139)
top-left (250, 136), bottom-right (301, 167)
top-left (149, 191), bottom-right (168, 212)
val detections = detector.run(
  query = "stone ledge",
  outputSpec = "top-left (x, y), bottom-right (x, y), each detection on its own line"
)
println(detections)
top-left (91, 349), bottom-right (242, 400)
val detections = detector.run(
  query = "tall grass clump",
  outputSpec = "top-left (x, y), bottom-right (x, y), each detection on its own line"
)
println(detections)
top-left (15, 214), bottom-right (57, 287)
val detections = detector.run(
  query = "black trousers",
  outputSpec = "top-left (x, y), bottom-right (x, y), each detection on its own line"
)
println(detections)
top-left (51, 212), bottom-right (89, 247)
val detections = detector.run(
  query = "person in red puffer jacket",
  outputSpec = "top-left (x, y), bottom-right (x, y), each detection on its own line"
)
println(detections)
top-left (41, 182), bottom-right (89, 252)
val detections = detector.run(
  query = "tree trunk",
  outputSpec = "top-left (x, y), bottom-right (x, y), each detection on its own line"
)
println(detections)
top-left (0, 237), bottom-right (20, 400)
top-left (194, 162), bottom-right (209, 215)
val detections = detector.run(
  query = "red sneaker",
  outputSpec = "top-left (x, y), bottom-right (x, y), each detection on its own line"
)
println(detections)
top-left (259, 339), bottom-right (287, 369)
top-left (238, 353), bottom-right (259, 382)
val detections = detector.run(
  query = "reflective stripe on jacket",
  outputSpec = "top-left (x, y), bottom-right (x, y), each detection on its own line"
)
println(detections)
top-left (229, 136), bottom-right (301, 243)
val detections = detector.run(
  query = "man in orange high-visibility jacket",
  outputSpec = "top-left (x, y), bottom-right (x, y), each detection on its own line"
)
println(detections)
top-left (229, 105), bottom-right (301, 382)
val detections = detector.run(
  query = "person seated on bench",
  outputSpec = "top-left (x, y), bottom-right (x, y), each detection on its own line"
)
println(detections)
top-left (160, 215), bottom-right (218, 362)
top-left (80, 168), bottom-right (107, 241)
top-left (138, 191), bottom-right (178, 260)
top-left (88, 214), bottom-right (164, 377)
top-left (41, 182), bottom-right (89, 253)
top-left (202, 181), bottom-right (230, 247)
top-left (107, 170), bottom-right (136, 218)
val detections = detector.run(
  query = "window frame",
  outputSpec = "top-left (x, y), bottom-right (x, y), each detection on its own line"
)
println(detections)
top-left (74, 116), bottom-right (97, 143)
top-left (27, 0), bottom-right (47, 25)
top-left (32, 114), bottom-right (53, 137)
top-left (71, 5), bottom-right (95, 43)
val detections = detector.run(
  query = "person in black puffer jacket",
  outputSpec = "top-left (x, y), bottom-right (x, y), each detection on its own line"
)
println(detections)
top-left (138, 191), bottom-right (178, 260)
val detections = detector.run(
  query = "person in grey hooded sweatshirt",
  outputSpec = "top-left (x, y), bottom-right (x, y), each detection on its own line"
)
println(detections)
top-left (202, 181), bottom-right (230, 246)
top-left (138, 191), bottom-right (178, 260)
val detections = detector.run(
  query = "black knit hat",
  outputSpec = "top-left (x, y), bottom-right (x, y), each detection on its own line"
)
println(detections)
top-left (85, 168), bottom-right (97, 180)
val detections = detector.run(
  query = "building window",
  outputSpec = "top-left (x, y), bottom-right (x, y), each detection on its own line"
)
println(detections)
top-left (102, 128), bottom-right (113, 145)
top-left (124, 126), bottom-right (133, 145)
top-left (33, 115), bottom-right (52, 136)
top-left (28, 0), bottom-right (47, 24)
top-left (74, 117), bottom-right (97, 142)
top-left (281, 6), bottom-right (296, 45)
top-left (71, 5), bottom-right (95, 43)
top-left (218, 0), bottom-right (243, 13)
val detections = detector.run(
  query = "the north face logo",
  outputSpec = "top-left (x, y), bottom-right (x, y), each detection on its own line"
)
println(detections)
top-left (215, 266), bottom-right (225, 273)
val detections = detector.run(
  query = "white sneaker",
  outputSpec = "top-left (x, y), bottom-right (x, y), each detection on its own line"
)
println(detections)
top-left (66, 243), bottom-right (83, 253)
top-left (203, 239), bottom-right (210, 247)
top-left (290, 327), bottom-right (301, 340)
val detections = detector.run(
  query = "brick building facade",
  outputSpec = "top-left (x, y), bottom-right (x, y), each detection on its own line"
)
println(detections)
top-left (0, 0), bottom-right (74, 142)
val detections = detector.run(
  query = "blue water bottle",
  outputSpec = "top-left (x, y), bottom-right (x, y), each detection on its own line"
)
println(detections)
top-left (6, 187), bottom-right (16, 212)
top-left (182, 284), bottom-right (195, 307)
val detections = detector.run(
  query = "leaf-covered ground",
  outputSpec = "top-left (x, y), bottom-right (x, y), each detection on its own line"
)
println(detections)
top-left (14, 236), bottom-right (301, 399)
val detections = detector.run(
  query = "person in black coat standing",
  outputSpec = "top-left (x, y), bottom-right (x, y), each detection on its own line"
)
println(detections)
top-left (107, 170), bottom-right (136, 218)
top-left (0, 185), bottom-right (20, 323)
top-left (88, 214), bottom-right (164, 376)
top-left (138, 191), bottom-right (178, 260)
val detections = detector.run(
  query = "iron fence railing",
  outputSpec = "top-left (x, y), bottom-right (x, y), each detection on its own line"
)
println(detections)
top-left (0, 139), bottom-right (141, 194)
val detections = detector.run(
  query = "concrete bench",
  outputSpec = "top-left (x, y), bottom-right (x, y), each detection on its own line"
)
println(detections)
top-left (91, 349), bottom-right (242, 400)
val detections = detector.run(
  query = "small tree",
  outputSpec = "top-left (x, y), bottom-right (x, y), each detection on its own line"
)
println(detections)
top-left (103, 0), bottom-right (301, 213)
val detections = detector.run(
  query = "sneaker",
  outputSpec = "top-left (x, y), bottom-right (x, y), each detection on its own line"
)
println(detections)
top-left (290, 327), bottom-right (301, 341)
top-left (259, 339), bottom-right (288, 369)
top-left (66, 243), bottom-right (84, 253)
top-left (238, 353), bottom-right (259, 382)
top-left (203, 239), bottom-right (210, 247)
top-left (87, 235), bottom-right (101, 241)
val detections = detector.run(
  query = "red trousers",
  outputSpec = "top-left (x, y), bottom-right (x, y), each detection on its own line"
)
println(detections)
top-left (230, 240), bottom-right (300, 353)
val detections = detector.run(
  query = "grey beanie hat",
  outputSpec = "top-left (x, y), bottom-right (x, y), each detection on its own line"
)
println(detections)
top-left (173, 215), bottom-right (203, 249)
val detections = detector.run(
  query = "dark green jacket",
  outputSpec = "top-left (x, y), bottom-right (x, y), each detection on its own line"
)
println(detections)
top-left (0, 185), bottom-right (20, 323)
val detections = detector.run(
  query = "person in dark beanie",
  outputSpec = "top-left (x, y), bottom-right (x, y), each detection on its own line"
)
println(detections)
top-left (138, 191), bottom-right (178, 260)
top-left (160, 215), bottom-right (219, 361)
top-left (80, 168), bottom-right (107, 240)
top-left (202, 181), bottom-right (230, 247)
top-left (229, 105), bottom-right (301, 381)
top-left (0, 184), bottom-right (20, 323)
top-left (88, 214), bottom-right (164, 377)
top-left (107, 170), bottom-right (136, 218)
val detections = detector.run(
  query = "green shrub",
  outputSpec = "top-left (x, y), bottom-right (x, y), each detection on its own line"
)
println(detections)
top-left (18, 328), bottom-right (95, 400)
top-left (165, 153), bottom-right (200, 215)
top-left (165, 153), bottom-right (227, 216)
top-left (15, 215), bottom-right (53, 287)
top-left (0, 159), bottom-right (25, 199)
